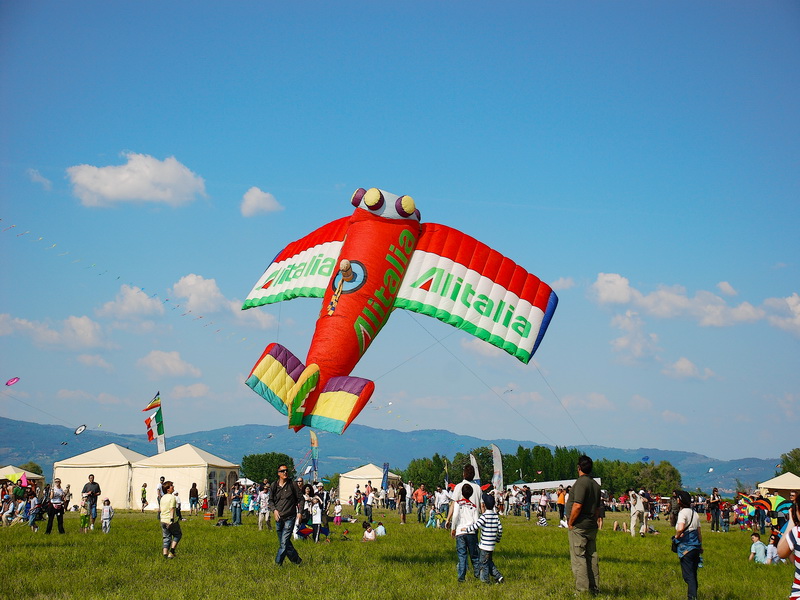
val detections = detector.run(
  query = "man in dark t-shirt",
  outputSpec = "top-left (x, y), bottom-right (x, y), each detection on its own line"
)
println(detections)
top-left (81, 474), bottom-right (101, 530)
top-left (565, 455), bottom-right (601, 594)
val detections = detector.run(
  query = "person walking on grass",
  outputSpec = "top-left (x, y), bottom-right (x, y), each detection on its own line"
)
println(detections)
top-left (465, 493), bottom-right (504, 584)
top-left (777, 490), bottom-right (800, 599)
top-left (450, 481), bottom-right (480, 582)
top-left (268, 464), bottom-right (303, 566)
top-left (160, 480), bottom-right (182, 559)
top-left (101, 498), bottom-right (114, 533)
top-left (81, 474), bottom-right (101, 530)
top-left (566, 455), bottom-right (601, 596)
top-left (141, 483), bottom-right (148, 513)
top-left (45, 478), bottom-right (66, 535)
top-left (673, 490), bottom-right (702, 600)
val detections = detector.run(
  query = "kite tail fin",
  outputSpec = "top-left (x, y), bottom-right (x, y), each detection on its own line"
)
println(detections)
top-left (245, 343), bottom-right (307, 417)
top-left (287, 365), bottom-right (320, 430)
top-left (302, 375), bottom-right (375, 435)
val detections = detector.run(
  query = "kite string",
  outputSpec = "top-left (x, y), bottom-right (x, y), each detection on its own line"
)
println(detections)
top-left (0, 389), bottom-right (79, 430)
top-left (532, 361), bottom-right (591, 446)
top-left (399, 311), bottom-right (559, 447)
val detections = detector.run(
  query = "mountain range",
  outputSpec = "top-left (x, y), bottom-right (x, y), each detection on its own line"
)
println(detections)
top-left (0, 416), bottom-right (778, 494)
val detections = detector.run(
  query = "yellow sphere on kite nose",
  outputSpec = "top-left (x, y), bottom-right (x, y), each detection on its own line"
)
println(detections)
top-left (364, 188), bottom-right (384, 210)
top-left (396, 195), bottom-right (415, 217)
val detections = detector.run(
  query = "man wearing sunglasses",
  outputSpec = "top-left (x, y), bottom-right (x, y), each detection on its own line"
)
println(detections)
top-left (268, 465), bottom-right (303, 566)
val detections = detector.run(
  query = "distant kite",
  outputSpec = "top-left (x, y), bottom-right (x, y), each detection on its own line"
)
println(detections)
top-left (6, 377), bottom-right (19, 386)
top-left (242, 187), bottom-right (558, 434)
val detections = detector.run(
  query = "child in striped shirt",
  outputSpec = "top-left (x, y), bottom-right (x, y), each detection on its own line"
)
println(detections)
top-left (466, 493), bottom-right (504, 584)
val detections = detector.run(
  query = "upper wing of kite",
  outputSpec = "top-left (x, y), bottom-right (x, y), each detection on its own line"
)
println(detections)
top-left (242, 216), bottom-right (350, 309)
top-left (394, 222), bottom-right (558, 364)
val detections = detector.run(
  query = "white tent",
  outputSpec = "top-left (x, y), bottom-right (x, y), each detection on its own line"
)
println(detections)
top-left (338, 463), bottom-right (400, 503)
top-left (758, 471), bottom-right (800, 497)
top-left (53, 444), bottom-right (148, 509)
top-left (0, 465), bottom-right (46, 485)
top-left (132, 444), bottom-right (239, 511)
top-left (506, 477), bottom-right (602, 493)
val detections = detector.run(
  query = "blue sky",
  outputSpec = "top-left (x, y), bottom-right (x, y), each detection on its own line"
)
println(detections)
top-left (1, 1), bottom-right (798, 461)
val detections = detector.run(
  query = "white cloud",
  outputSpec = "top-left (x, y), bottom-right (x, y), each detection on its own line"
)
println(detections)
top-left (775, 393), bottom-right (797, 421)
top-left (26, 168), bottom-right (52, 191)
top-left (170, 273), bottom-right (277, 330)
top-left (764, 293), bottom-right (800, 337)
top-left (716, 281), bottom-right (737, 296)
top-left (57, 389), bottom-right (93, 401)
top-left (172, 383), bottom-right (210, 399)
top-left (591, 273), bottom-right (765, 327)
top-left (77, 354), bottom-right (113, 370)
top-left (563, 392), bottom-right (616, 411)
top-left (96, 284), bottom-right (165, 320)
top-left (67, 152), bottom-right (206, 207)
top-left (661, 357), bottom-right (714, 380)
top-left (241, 187), bottom-right (284, 217)
top-left (550, 277), bottom-right (575, 291)
top-left (629, 394), bottom-right (652, 411)
top-left (171, 274), bottom-right (228, 313)
top-left (609, 310), bottom-right (660, 362)
top-left (460, 337), bottom-right (504, 358)
top-left (137, 350), bottom-right (201, 379)
top-left (661, 410), bottom-right (687, 424)
top-left (0, 313), bottom-right (106, 348)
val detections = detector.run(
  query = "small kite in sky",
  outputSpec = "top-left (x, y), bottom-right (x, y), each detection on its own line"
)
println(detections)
top-left (5, 377), bottom-right (20, 386)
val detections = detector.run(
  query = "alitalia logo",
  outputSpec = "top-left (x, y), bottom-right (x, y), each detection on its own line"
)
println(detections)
top-left (261, 254), bottom-right (337, 291)
top-left (409, 267), bottom-right (532, 338)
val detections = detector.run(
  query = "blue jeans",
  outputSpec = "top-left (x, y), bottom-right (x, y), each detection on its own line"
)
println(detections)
top-left (456, 533), bottom-right (479, 580)
top-left (231, 501), bottom-right (242, 525)
top-left (478, 548), bottom-right (502, 583)
top-left (365, 504), bottom-right (373, 522)
top-left (275, 518), bottom-right (301, 565)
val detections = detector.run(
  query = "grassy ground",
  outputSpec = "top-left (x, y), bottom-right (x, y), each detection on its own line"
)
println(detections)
top-left (1, 508), bottom-right (791, 599)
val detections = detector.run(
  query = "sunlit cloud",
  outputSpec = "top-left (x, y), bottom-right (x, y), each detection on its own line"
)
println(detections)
top-left (137, 350), bottom-right (201, 379)
top-left (67, 152), bottom-right (206, 207)
top-left (662, 357), bottom-right (715, 380)
top-left (241, 186), bottom-right (284, 217)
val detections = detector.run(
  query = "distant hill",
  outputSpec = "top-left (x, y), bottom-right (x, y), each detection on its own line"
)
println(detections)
top-left (0, 417), bottom-right (777, 494)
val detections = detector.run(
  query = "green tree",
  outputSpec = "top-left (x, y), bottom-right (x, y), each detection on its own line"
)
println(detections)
top-left (531, 445), bottom-right (554, 481)
top-left (241, 452), bottom-right (295, 484)
top-left (553, 446), bottom-right (582, 480)
top-left (778, 448), bottom-right (800, 476)
top-left (403, 456), bottom-right (443, 491)
top-left (18, 461), bottom-right (43, 475)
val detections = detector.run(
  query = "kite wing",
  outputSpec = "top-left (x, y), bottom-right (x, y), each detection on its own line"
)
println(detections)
top-left (394, 222), bottom-right (558, 364)
top-left (242, 216), bottom-right (350, 309)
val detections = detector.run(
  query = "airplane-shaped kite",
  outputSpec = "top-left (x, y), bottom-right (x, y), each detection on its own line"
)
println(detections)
top-left (242, 187), bottom-right (558, 434)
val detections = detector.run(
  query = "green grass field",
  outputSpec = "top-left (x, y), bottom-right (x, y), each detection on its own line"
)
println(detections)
top-left (1, 508), bottom-right (791, 599)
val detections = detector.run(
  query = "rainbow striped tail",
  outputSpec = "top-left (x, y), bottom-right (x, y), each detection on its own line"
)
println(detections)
top-left (246, 343), bottom-right (375, 434)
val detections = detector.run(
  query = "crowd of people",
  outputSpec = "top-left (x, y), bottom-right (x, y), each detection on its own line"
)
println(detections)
top-left (3, 463), bottom-right (799, 599)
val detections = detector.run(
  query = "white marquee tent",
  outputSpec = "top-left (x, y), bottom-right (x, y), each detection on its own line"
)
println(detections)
top-left (758, 471), bottom-right (800, 497)
top-left (53, 443), bottom-right (148, 509)
top-left (338, 463), bottom-right (400, 503)
top-left (132, 444), bottom-right (239, 510)
top-left (0, 465), bottom-right (46, 485)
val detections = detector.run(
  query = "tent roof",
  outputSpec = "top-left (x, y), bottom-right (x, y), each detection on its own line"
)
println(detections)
top-left (0, 465), bottom-right (46, 480)
top-left (133, 444), bottom-right (238, 468)
top-left (53, 443), bottom-right (149, 467)
top-left (339, 463), bottom-right (399, 479)
top-left (758, 471), bottom-right (800, 490)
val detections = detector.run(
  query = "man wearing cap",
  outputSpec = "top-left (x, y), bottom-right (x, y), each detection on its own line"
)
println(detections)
top-left (81, 474), bottom-right (101, 530)
top-left (566, 455), bottom-right (601, 595)
top-left (268, 465), bottom-right (303, 566)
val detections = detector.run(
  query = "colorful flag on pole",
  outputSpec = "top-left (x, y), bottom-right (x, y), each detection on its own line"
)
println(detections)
top-left (381, 462), bottom-right (389, 491)
top-left (145, 408), bottom-right (164, 441)
top-left (309, 431), bottom-right (318, 448)
top-left (142, 391), bottom-right (161, 412)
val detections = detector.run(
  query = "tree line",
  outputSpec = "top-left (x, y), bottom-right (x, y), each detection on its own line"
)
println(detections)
top-left (241, 445), bottom-right (682, 498)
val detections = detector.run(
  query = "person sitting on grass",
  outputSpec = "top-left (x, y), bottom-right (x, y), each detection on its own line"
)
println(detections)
top-left (749, 532), bottom-right (767, 564)
top-left (465, 493), bottom-right (504, 584)
top-left (766, 532), bottom-right (784, 564)
top-left (362, 520), bottom-right (376, 541)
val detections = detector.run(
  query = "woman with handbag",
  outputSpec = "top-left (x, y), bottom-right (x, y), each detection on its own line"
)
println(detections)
top-left (673, 490), bottom-right (703, 600)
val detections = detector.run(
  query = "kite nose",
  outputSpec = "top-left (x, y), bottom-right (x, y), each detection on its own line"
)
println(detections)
top-left (395, 195), bottom-right (415, 218)
top-left (363, 188), bottom-right (384, 211)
